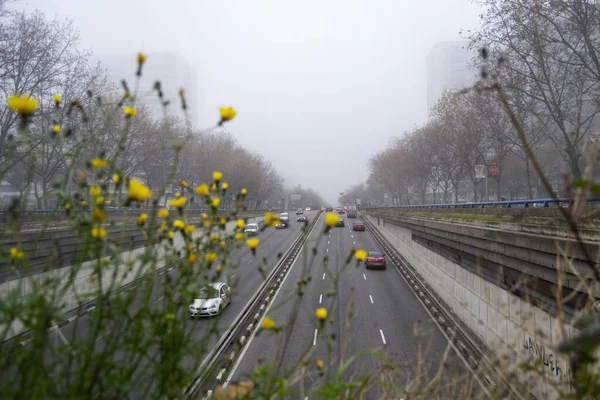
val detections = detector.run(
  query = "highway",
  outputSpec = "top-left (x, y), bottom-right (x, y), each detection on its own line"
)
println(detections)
top-left (226, 212), bottom-right (481, 399)
top-left (1, 212), bottom-right (319, 399)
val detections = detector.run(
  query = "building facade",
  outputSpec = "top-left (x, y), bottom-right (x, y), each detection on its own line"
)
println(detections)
top-left (426, 41), bottom-right (475, 116)
top-left (96, 52), bottom-right (199, 127)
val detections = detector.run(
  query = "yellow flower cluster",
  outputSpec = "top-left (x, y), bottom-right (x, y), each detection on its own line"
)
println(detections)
top-left (10, 248), bottom-right (24, 259)
top-left (128, 179), bottom-right (152, 202)
top-left (246, 238), bottom-right (259, 250)
top-left (7, 95), bottom-right (38, 116)
top-left (169, 197), bottom-right (186, 209)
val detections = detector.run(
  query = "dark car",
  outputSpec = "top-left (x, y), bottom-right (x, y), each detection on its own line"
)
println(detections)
top-left (275, 220), bottom-right (288, 229)
top-left (297, 215), bottom-right (307, 222)
top-left (296, 209), bottom-right (304, 215)
top-left (326, 207), bottom-right (333, 212)
top-left (335, 219), bottom-right (345, 227)
top-left (365, 251), bottom-right (386, 269)
top-left (353, 221), bottom-right (365, 231)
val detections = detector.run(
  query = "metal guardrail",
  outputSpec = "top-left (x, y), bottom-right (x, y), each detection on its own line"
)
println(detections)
top-left (183, 211), bottom-right (323, 399)
top-left (361, 213), bottom-right (530, 400)
top-left (364, 197), bottom-right (600, 210)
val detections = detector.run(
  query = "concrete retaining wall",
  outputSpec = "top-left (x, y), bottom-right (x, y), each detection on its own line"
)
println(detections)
top-left (365, 214), bottom-right (577, 399)
top-left (1, 216), bottom-right (264, 341)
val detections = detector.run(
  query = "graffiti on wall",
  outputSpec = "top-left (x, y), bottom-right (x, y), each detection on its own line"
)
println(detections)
top-left (522, 335), bottom-right (572, 389)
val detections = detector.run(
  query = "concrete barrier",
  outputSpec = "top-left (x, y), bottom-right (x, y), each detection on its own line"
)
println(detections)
top-left (1, 216), bottom-right (265, 341)
top-left (364, 213), bottom-right (580, 399)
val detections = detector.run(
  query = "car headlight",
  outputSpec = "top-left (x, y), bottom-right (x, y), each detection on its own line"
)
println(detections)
top-left (208, 304), bottom-right (217, 309)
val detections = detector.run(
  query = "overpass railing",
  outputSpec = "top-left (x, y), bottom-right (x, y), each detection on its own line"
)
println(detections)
top-left (364, 197), bottom-right (600, 210)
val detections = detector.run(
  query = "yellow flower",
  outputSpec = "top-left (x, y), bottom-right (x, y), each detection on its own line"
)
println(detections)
top-left (64, 203), bottom-right (71, 210)
top-left (219, 106), bottom-right (237, 121)
top-left (168, 197), bottom-right (187, 209)
top-left (161, 313), bottom-right (175, 324)
top-left (316, 359), bottom-right (324, 369)
top-left (213, 171), bottom-right (223, 182)
top-left (200, 212), bottom-right (208, 219)
top-left (167, 230), bottom-right (174, 239)
top-left (10, 248), bottom-right (24, 259)
top-left (211, 183), bottom-right (217, 191)
top-left (52, 124), bottom-right (60, 134)
top-left (188, 253), bottom-right (197, 263)
top-left (52, 94), bottom-right (62, 104)
top-left (93, 208), bottom-right (105, 223)
top-left (179, 180), bottom-right (188, 188)
top-left (222, 182), bottom-right (229, 190)
top-left (216, 264), bottom-right (222, 272)
top-left (137, 213), bottom-right (148, 225)
top-left (203, 219), bottom-right (212, 228)
top-left (195, 183), bottom-right (209, 196)
top-left (90, 158), bottom-right (107, 169)
top-left (7, 94), bottom-right (38, 116)
top-left (220, 240), bottom-right (227, 247)
top-left (158, 208), bottom-right (169, 218)
top-left (315, 307), bottom-right (327, 321)
top-left (91, 227), bottom-right (107, 239)
top-left (264, 212), bottom-right (279, 226)
top-left (173, 219), bottom-right (185, 230)
top-left (90, 186), bottom-right (101, 197)
top-left (325, 212), bottom-right (339, 227)
top-left (174, 191), bottom-right (181, 198)
top-left (355, 249), bottom-right (367, 262)
top-left (241, 188), bottom-right (247, 195)
top-left (159, 222), bottom-right (167, 231)
top-left (184, 224), bottom-right (195, 236)
top-left (235, 232), bottom-right (243, 240)
top-left (205, 252), bottom-right (218, 263)
top-left (246, 238), bottom-right (259, 250)
top-left (96, 196), bottom-right (105, 206)
top-left (261, 317), bottom-right (276, 330)
top-left (124, 106), bottom-right (137, 118)
top-left (236, 219), bottom-right (245, 229)
top-left (211, 197), bottom-right (220, 208)
top-left (127, 179), bottom-right (152, 202)
top-left (113, 174), bottom-right (121, 184)
top-left (220, 217), bottom-right (226, 225)
top-left (137, 52), bottom-right (147, 65)
top-left (210, 233), bottom-right (221, 241)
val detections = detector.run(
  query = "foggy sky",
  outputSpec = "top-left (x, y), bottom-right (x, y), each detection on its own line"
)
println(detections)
top-left (20, 0), bottom-right (483, 205)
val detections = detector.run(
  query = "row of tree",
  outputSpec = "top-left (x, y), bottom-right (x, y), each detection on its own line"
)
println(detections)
top-left (362, 0), bottom-right (600, 205)
top-left (0, 5), bottom-right (322, 210)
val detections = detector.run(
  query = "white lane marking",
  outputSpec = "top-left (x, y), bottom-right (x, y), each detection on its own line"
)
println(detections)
top-left (326, 248), bottom-right (329, 253)
top-left (319, 294), bottom-right (322, 304)
top-left (363, 274), bottom-right (366, 280)
top-left (247, 260), bottom-right (252, 264)
top-left (369, 295), bottom-right (374, 304)
top-left (379, 329), bottom-right (387, 345)
top-left (313, 329), bottom-right (318, 346)
top-left (351, 235), bottom-right (354, 238)
top-left (353, 241), bottom-right (356, 245)
top-left (328, 240), bottom-right (330, 245)
top-left (322, 273), bottom-right (326, 280)
top-left (231, 274), bottom-right (236, 279)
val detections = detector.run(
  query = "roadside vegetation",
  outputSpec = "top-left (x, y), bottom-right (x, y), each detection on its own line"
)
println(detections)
top-left (1, 1), bottom-right (600, 399)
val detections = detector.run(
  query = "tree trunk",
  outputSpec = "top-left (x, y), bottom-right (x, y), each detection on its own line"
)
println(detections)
top-left (524, 156), bottom-right (533, 199)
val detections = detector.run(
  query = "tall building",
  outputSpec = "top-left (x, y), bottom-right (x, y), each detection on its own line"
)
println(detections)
top-left (426, 41), bottom-right (475, 116)
top-left (95, 52), bottom-right (199, 127)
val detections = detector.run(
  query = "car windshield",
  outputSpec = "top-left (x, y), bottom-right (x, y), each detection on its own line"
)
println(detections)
top-left (368, 252), bottom-right (383, 258)
top-left (246, 224), bottom-right (258, 229)
top-left (197, 286), bottom-right (219, 299)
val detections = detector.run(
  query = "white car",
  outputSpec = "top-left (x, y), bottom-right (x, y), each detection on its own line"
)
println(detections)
top-left (280, 212), bottom-right (289, 222)
top-left (189, 282), bottom-right (231, 317)
top-left (244, 223), bottom-right (259, 236)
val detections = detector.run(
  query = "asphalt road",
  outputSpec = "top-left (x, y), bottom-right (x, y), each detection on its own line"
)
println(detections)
top-left (2, 211), bottom-right (318, 398)
top-left (227, 213), bottom-right (481, 399)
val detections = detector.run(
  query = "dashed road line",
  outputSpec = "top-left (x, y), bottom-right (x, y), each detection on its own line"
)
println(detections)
top-left (319, 294), bottom-right (323, 304)
top-left (363, 274), bottom-right (366, 280)
top-left (369, 295), bottom-right (374, 304)
top-left (322, 273), bottom-right (326, 280)
top-left (313, 329), bottom-right (318, 346)
top-left (379, 329), bottom-right (387, 345)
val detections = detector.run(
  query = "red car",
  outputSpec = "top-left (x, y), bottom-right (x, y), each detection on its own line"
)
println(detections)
top-left (365, 251), bottom-right (386, 269)
top-left (353, 221), bottom-right (365, 231)
top-left (335, 219), bottom-right (345, 227)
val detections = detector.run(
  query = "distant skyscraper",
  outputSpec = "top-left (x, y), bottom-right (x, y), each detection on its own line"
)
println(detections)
top-left (426, 41), bottom-right (475, 116)
top-left (96, 52), bottom-right (198, 127)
